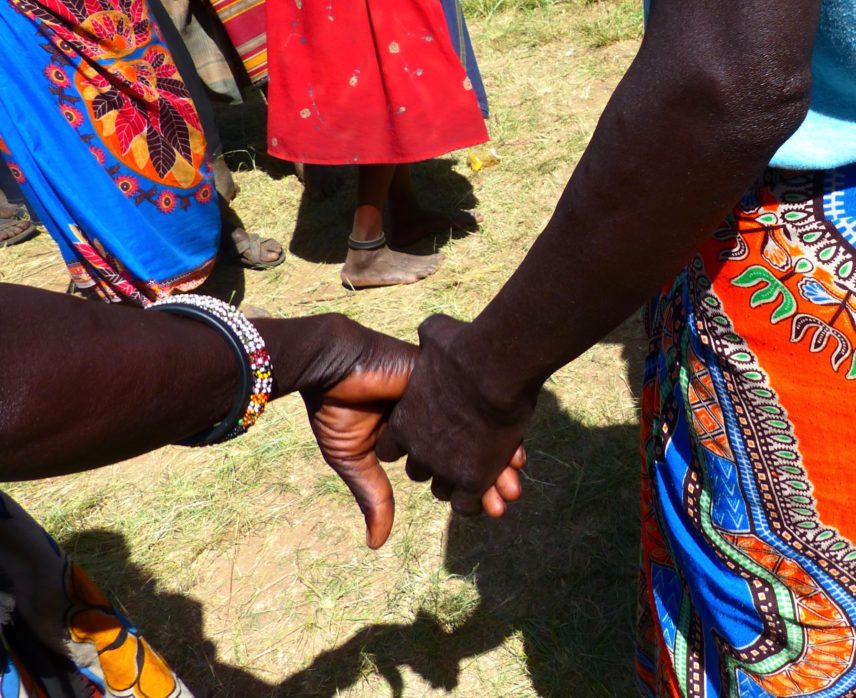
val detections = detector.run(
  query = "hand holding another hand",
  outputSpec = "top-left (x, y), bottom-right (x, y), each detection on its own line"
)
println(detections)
top-left (377, 315), bottom-right (531, 518)
top-left (300, 324), bottom-right (418, 550)
top-left (302, 314), bottom-right (531, 551)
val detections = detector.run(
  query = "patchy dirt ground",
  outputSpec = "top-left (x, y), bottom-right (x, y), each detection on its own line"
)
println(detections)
top-left (1, 4), bottom-right (644, 696)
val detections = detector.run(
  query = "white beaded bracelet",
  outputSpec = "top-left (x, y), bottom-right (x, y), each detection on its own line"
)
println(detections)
top-left (148, 295), bottom-right (273, 445)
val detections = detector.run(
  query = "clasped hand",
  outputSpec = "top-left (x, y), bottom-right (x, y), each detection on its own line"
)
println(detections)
top-left (303, 315), bottom-right (529, 549)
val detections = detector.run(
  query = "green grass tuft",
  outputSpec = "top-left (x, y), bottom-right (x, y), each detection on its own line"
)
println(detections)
top-left (577, 0), bottom-right (643, 48)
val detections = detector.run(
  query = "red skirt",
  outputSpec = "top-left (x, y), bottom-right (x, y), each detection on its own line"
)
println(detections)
top-left (266, 0), bottom-right (489, 165)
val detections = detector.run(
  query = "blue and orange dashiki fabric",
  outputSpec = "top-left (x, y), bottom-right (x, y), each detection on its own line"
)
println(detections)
top-left (0, 0), bottom-right (220, 304)
top-left (637, 166), bottom-right (856, 696)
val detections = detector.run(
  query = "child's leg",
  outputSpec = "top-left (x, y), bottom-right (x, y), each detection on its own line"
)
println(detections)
top-left (341, 165), bottom-right (441, 289)
top-left (352, 164), bottom-right (396, 243)
top-left (387, 164), bottom-right (482, 248)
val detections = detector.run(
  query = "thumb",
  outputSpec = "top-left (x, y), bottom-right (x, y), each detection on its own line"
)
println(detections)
top-left (329, 454), bottom-right (395, 549)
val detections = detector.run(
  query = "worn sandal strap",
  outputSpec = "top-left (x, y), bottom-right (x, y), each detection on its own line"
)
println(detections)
top-left (347, 233), bottom-right (386, 250)
top-left (231, 236), bottom-right (253, 257)
top-left (230, 232), bottom-right (266, 258)
top-left (228, 232), bottom-right (284, 267)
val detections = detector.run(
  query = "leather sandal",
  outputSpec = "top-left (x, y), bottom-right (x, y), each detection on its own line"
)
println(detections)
top-left (224, 229), bottom-right (286, 270)
top-left (0, 209), bottom-right (36, 248)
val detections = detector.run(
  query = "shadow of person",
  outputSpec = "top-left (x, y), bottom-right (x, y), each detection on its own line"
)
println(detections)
top-left (194, 203), bottom-right (251, 307)
top-left (288, 159), bottom-right (480, 265)
top-left (274, 316), bottom-right (648, 697)
top-left (195, 256), bottom-right (247, 308)
top-left (213, 93), bottom-right (344, 194)
top-left (59, 528), bottom-right (457, 697)
top-left (58, 528), bottom-right (274, 697)
top-left (212, 92), bottom-right (321, 186)
top-left (209, 91), bottom-right (283, 181)
top-left (59, 316), bottom-right (647, 697)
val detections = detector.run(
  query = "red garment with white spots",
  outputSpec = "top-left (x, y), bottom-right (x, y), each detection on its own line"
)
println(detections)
top-left (266, 0), bottom-right (488, 165)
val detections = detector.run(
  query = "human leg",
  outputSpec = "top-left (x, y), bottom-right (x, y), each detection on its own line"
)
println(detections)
top-left (341, 165), bottom-right (442, 289)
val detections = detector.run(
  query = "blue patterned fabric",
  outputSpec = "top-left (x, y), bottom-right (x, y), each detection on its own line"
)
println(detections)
top-left (0, 0), bottom-right (220, 304)
top-left (637, 166), bottom-right (856, 696)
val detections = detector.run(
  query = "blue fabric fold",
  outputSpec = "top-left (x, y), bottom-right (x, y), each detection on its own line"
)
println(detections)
top-left (0, 0), bottom-right (220, 303)
top-left (441, 0), bottom-right (489, 118)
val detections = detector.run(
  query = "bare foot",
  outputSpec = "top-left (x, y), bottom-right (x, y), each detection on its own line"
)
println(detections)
top-left (389, 208), bottom-right (483, 248)
top-left (341, 246), bottom-right (442, 289)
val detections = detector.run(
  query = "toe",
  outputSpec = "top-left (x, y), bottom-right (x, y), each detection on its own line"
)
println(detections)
top-left (262, 238), bottom-right (284, 262)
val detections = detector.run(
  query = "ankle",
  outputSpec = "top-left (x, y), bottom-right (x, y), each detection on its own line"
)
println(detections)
top-left (347, 232), bottom-right (386, 251)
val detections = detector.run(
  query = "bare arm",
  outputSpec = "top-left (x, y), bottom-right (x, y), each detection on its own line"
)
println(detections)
top-left (378, 0), bottom-right (821, 513)
top-left (0, 283), bottom-right (418, 546)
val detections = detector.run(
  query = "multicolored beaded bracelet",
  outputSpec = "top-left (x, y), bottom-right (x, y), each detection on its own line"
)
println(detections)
top-left (148, 295), bottom-right (273, 446)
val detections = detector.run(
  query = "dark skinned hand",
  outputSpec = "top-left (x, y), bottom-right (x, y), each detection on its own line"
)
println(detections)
top-left (376, 315), bottom-right (529, 518)
top-left (300, 328), bottom-right (415, 549)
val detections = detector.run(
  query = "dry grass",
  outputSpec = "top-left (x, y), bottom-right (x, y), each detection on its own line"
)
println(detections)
top-left (0, 2), bottom-right (644, 696)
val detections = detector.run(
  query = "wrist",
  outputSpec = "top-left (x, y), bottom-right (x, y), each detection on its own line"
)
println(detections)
top-left (455, 340), bottom-right (539, 425)
top-left (420, 315), bottom-right (539, 427)
top-left (254, 313), bottom-right (364, 397)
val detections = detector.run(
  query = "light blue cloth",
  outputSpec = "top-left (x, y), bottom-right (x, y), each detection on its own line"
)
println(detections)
top-left (643, 0), bottom-right (856, 170)
top-left (771, 0), bottom-right (856, 169)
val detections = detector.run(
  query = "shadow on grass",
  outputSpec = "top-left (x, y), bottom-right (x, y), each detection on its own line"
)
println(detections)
top-left (275, 319), bottom-right (646, 697)
top-left (60, 318), bottom-right (645, 697)
top-left (195, 255), bottom-right (247, 307)
top-left (212, 90), bottom-right (481, 269)
top-left (287, 159), bottom-right (481, 266)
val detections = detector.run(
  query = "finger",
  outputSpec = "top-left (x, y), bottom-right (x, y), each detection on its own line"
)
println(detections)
top-left (450, 488), bottom-right (483, 517)
top-left (494, 467), bottom-right (522, 502)
top-left (329, 454), bottom-right (395, 549)
top-left (431, 476), bottom-right (453, 502)
top-left (405, 457), bottom-right (432, 482)
top-left (376, 428), bottom-right (405, 463)
top-left (510, 443), bottom-right (528, 470)
top-left (481, 486), bottom-right (507, 519)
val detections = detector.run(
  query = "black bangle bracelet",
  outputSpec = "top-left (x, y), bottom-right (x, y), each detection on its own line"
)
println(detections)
top-left (347, 233), bottom-right (387, 250)
top-left (150, 302), bottom-right (253, 446)
top-left (148, 296), bottom-right (273, 444)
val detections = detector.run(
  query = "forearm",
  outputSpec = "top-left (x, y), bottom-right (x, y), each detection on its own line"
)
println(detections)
top-left (452, 0), bottom-right (819, 408)
top-left (0, 285), bottom-right (356, 480)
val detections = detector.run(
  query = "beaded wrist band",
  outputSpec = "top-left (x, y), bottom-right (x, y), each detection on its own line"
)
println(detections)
top-left (148, 295), bottom-right (273, 446)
